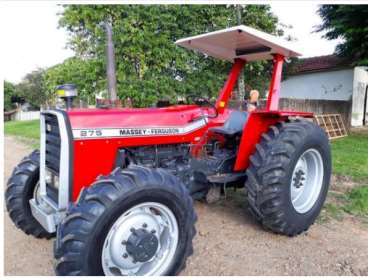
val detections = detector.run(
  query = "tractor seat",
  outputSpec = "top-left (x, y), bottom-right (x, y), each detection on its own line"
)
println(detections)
top-left (209, 111), bottom-right (248, 137)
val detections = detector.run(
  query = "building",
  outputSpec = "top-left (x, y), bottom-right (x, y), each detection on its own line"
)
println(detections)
top-left (281, 55), bottom-right (368, 127)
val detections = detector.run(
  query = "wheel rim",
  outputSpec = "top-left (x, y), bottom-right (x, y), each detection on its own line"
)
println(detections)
top-left (290, 148), bottom-right (324, 214)
top-left (101, 202), bottom-right (179, 276)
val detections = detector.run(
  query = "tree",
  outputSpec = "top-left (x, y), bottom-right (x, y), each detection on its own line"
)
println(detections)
top-left (44, 57), bottom-right (105, 105)
top-left (4, 81), bottom-right (17, 111)
top-left (58, 5), bottom-right (282, 106)
top-left (316, 5), bottom-right (368, 65)
top-left (15, 69), bottom-right (47, 109)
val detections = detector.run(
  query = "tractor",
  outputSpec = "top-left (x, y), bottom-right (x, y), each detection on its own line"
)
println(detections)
top-left (5, 25), bottom-right (331, 276)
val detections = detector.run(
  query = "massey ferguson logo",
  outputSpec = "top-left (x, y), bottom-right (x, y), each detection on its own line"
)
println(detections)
top-left (118, 128), bottom-right (180, 136)
top-left (71, 120), bottom-right (206, 140)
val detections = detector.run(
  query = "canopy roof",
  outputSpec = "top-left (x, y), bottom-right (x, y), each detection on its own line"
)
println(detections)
top-left (175, 25), bottom-right (302, 62)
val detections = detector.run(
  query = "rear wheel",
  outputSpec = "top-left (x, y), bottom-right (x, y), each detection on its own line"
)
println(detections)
top-left (245, 120), bottom-right (331, 236)
top-left (54, 165), bottom-right (196, 276)
top-left (5, 150), bottom-right (54, 239)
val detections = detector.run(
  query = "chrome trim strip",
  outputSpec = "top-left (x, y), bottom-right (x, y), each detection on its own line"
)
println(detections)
top-left (72, 118), bottom-right (207, 139)
top-left (39, 114), bottom-right (47, 196)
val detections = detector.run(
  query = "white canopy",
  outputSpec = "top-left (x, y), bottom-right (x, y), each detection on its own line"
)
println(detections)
top-left (175, 25), bottom-right (302, 62)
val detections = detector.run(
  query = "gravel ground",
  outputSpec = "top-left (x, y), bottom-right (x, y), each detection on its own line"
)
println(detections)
top-left (4, 136), bottom-right (368, 275)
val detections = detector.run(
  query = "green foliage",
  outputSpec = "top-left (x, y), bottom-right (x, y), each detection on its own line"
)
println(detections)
top-left (4, 81), bottom-right (17, 111)
top-left (316, 5), bottom-right (368, 65)
top-left (4, 71), bottom-right (48, 110)
top-left (44, 57), bottom-right (105, 105)
top-left (331, 131), bottom-right (368, 182)
top-left (14, 69), bottom-right (48, 109)
top-left (57, 5), bottom-right (281, 106)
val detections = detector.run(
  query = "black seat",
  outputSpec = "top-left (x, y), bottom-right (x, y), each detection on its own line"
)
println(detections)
top-left (209, 111), bottom-right (248, 136)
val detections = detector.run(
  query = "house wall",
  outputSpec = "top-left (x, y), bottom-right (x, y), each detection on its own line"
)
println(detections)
top-left (281, 68), bottom-right (354, 101)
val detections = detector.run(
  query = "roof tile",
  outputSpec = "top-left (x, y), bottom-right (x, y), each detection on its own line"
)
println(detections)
top-left (292, 55), bottom-right (351, 74)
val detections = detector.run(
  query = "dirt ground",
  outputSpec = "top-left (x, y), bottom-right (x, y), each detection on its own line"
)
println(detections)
top-left (3, 136), bottom-right (368, 275)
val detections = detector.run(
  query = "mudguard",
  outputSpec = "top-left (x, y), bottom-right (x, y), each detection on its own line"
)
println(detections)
top-left (234, 110), bottom-right (314, 171)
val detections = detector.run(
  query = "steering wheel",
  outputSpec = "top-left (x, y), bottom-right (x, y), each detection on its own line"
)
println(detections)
top-left (186, 94), bottom-right (218, 119)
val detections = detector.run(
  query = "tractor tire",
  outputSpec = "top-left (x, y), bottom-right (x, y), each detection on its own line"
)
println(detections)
top-left (245, 120), bottom-right (331, 236)
top-left (5, 150), bottom-right (54, 239)
top-left (55, 165), bottom-right (197, 276)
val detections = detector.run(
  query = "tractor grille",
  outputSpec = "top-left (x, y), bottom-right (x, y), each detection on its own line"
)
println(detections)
top-left (40, 110), bottom-right (73, 210)
top-left (44, 114), bottom-right (61, 173)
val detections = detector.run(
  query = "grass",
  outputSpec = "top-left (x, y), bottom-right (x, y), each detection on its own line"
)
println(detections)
top-left (318, 203), bottom-right (345, 223)
top-left (4, 120), bottom-right (40, 148)
top-left (344, 185), bottom-right (368, 217)
top-left (331, 131), bottom-right (368, 182)
top-left (319, 185), bottom-right (368, 223)
top-left (4, 120), bottom-right (40, 140)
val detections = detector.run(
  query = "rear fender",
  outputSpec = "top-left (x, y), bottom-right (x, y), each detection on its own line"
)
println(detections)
top-left (233, 110), bottom-right (314, 171)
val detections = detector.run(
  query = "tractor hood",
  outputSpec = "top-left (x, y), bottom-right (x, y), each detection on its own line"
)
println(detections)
top-left (66, 105), bottom-right (230, 140)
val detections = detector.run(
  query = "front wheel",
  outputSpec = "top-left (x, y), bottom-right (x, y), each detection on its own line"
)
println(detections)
top-left (5, 150), bottom-right (54, 239)
top-left (54, 165), bottom-right (196, 276)
top-left (245, 120), bottom-right (331, 236)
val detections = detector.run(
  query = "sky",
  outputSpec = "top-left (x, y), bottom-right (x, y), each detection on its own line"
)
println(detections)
top-left (1, 3), bottom-right (341, 83)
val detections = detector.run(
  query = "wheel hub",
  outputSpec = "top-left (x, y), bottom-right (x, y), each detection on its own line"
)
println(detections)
top-left (290, 148), bottom-right (324, 214)
top-left (102, 202), bottom-right (179, 275)
top-left (126, 228), bottom-right (159, 263)
top-left (292, 169), bottom-right (306, 188)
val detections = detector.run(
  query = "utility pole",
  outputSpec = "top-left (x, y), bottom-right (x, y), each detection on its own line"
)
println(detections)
top-left (104, 22), bottom-right (118, 104)
top-left (236, 5), bottom-right (246, 106)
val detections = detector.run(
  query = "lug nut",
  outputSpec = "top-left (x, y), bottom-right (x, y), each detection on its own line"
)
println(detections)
top-left (123, 253), bottom-right (128, 258)
top-left (142, 223), bottom-right (147, 228)
top-left (130, 227), bottom-right (135, 233)
top-left (121, 240), bottom-right (127, 245)
top-left (151, 229), bottom-right (156, 234)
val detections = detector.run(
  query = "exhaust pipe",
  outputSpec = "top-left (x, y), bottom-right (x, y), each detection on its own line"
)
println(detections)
top-left (104, 22), bottom-right (118, 105)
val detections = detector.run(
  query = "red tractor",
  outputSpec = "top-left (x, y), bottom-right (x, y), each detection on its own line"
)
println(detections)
top-left (6, 25), bottom-right (331, 276)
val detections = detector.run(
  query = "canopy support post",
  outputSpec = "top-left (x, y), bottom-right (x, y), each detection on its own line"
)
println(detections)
top-left (216, 58), bottom-right (246, 114)
top-left (266, 54), bottom-right (285, 111)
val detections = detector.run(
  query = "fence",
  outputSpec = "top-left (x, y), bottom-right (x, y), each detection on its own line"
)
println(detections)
top-left (277, 98), bottom-right (352, 128)
top-left (13, 110), bottom-right (40, 121)
top-left (4, 109), bottom-right (17, 121)
top-left (230, 98), bottom-right (352, 129)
